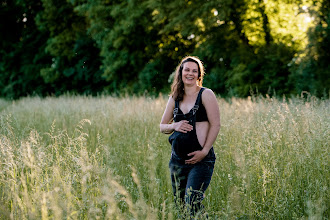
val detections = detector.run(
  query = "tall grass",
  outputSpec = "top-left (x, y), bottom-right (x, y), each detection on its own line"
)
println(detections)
top-left (0, 95), bottom-right (329, 219)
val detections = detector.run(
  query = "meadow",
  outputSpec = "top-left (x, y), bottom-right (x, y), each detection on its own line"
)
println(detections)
top-left (0, 94), bottom-right (329, 219)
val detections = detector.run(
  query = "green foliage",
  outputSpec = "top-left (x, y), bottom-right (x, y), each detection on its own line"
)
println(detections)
top-left (35, 0), bottom-right (107, 95)
top-left (0, 0), bottom-right (329, 98)
top-left (73, 0), bottom-right (157, 93)
top-left (289, 0), bottom-right (330, 97)
top-left (0, 0), bottom-right (51, 99)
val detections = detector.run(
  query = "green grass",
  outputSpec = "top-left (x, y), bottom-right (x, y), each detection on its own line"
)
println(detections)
top-left (0, 95), bottom-right (329, 219)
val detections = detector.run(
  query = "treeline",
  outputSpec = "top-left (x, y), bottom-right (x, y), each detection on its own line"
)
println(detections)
top-left (0, 0), bottom-right (329, 99)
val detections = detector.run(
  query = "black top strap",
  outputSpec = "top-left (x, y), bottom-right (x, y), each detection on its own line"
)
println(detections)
top-left (175, 99), bottom-right (179, 108)
top-left (196, 88), bottom-right (205, 104)
top-left (192, 87), bottom-right (205, 115)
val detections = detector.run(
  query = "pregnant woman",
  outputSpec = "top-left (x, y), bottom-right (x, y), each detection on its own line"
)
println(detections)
top-left (160, 56), bottom-right (221, 217)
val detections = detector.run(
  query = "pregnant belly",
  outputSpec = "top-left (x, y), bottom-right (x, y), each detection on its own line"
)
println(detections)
top-left (195, 121), bottom-right (209, 147)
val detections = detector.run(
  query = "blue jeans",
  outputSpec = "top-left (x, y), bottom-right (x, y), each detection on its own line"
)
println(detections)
top-left (169, 148), bottom-right (216, 216)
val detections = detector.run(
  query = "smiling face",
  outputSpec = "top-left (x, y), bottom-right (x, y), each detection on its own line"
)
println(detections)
top-left (171, 56), bottom-right (204, 101)
top-left (181, 61), bottom-right (199, 86)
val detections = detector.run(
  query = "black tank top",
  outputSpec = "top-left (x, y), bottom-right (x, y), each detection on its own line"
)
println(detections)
top-left (177, 89), bottom-right (208, 122)
top-left (169, 87), bottom-right (215, 160)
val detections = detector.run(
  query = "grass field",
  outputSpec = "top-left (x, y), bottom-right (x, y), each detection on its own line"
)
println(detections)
top-left (0, 95), bottom-right (329, 219)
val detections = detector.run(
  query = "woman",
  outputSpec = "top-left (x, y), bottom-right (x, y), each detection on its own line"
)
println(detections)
top-left (160, 56), bottom-right (221, 216)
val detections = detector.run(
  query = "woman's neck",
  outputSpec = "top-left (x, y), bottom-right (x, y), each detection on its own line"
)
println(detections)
top-left (184, 85), bottom-right (200, 96)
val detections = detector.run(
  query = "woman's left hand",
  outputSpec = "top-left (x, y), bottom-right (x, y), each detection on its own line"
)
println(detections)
top-left (185, 150), bottom-right (208, 164)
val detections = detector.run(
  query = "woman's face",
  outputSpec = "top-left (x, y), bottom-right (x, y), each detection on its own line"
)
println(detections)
top-left (181, 61), bottom-right (199, 86)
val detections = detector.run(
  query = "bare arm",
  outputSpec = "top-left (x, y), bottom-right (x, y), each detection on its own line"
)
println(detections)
top-left (160, 96), bottom-right (193, 134)
top-left (159, 96), bottom-right (175, 134)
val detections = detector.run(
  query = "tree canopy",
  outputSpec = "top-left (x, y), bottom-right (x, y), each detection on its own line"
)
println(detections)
top-left (0, 0), bottom-right (329, 99)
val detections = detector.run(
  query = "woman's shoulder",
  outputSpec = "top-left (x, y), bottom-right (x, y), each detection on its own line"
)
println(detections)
top-left (201, 87), bottom-right (216, 99)
top-left (201, 88), bottom-right (218, 107)
top-left (166, 95), bottom-right (176, 107)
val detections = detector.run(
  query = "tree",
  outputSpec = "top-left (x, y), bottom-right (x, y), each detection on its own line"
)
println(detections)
top-left (73, 0), bottom-right (164, 94)
top-left (35, 0), bottom-right (107, 95)
top-left (1, 0), bottom-right (328, 98)
top-left (290, 0), bottom-right (330, 96)
top-left (0, 0), bottom-right (50, 98)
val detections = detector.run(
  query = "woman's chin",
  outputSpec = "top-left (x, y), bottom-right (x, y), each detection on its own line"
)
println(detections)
top-left (183, 80), bottom-right (197, 86)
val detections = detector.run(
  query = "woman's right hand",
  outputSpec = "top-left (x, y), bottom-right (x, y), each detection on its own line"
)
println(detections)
top-left (173, 120), bottom-right (193, 133)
